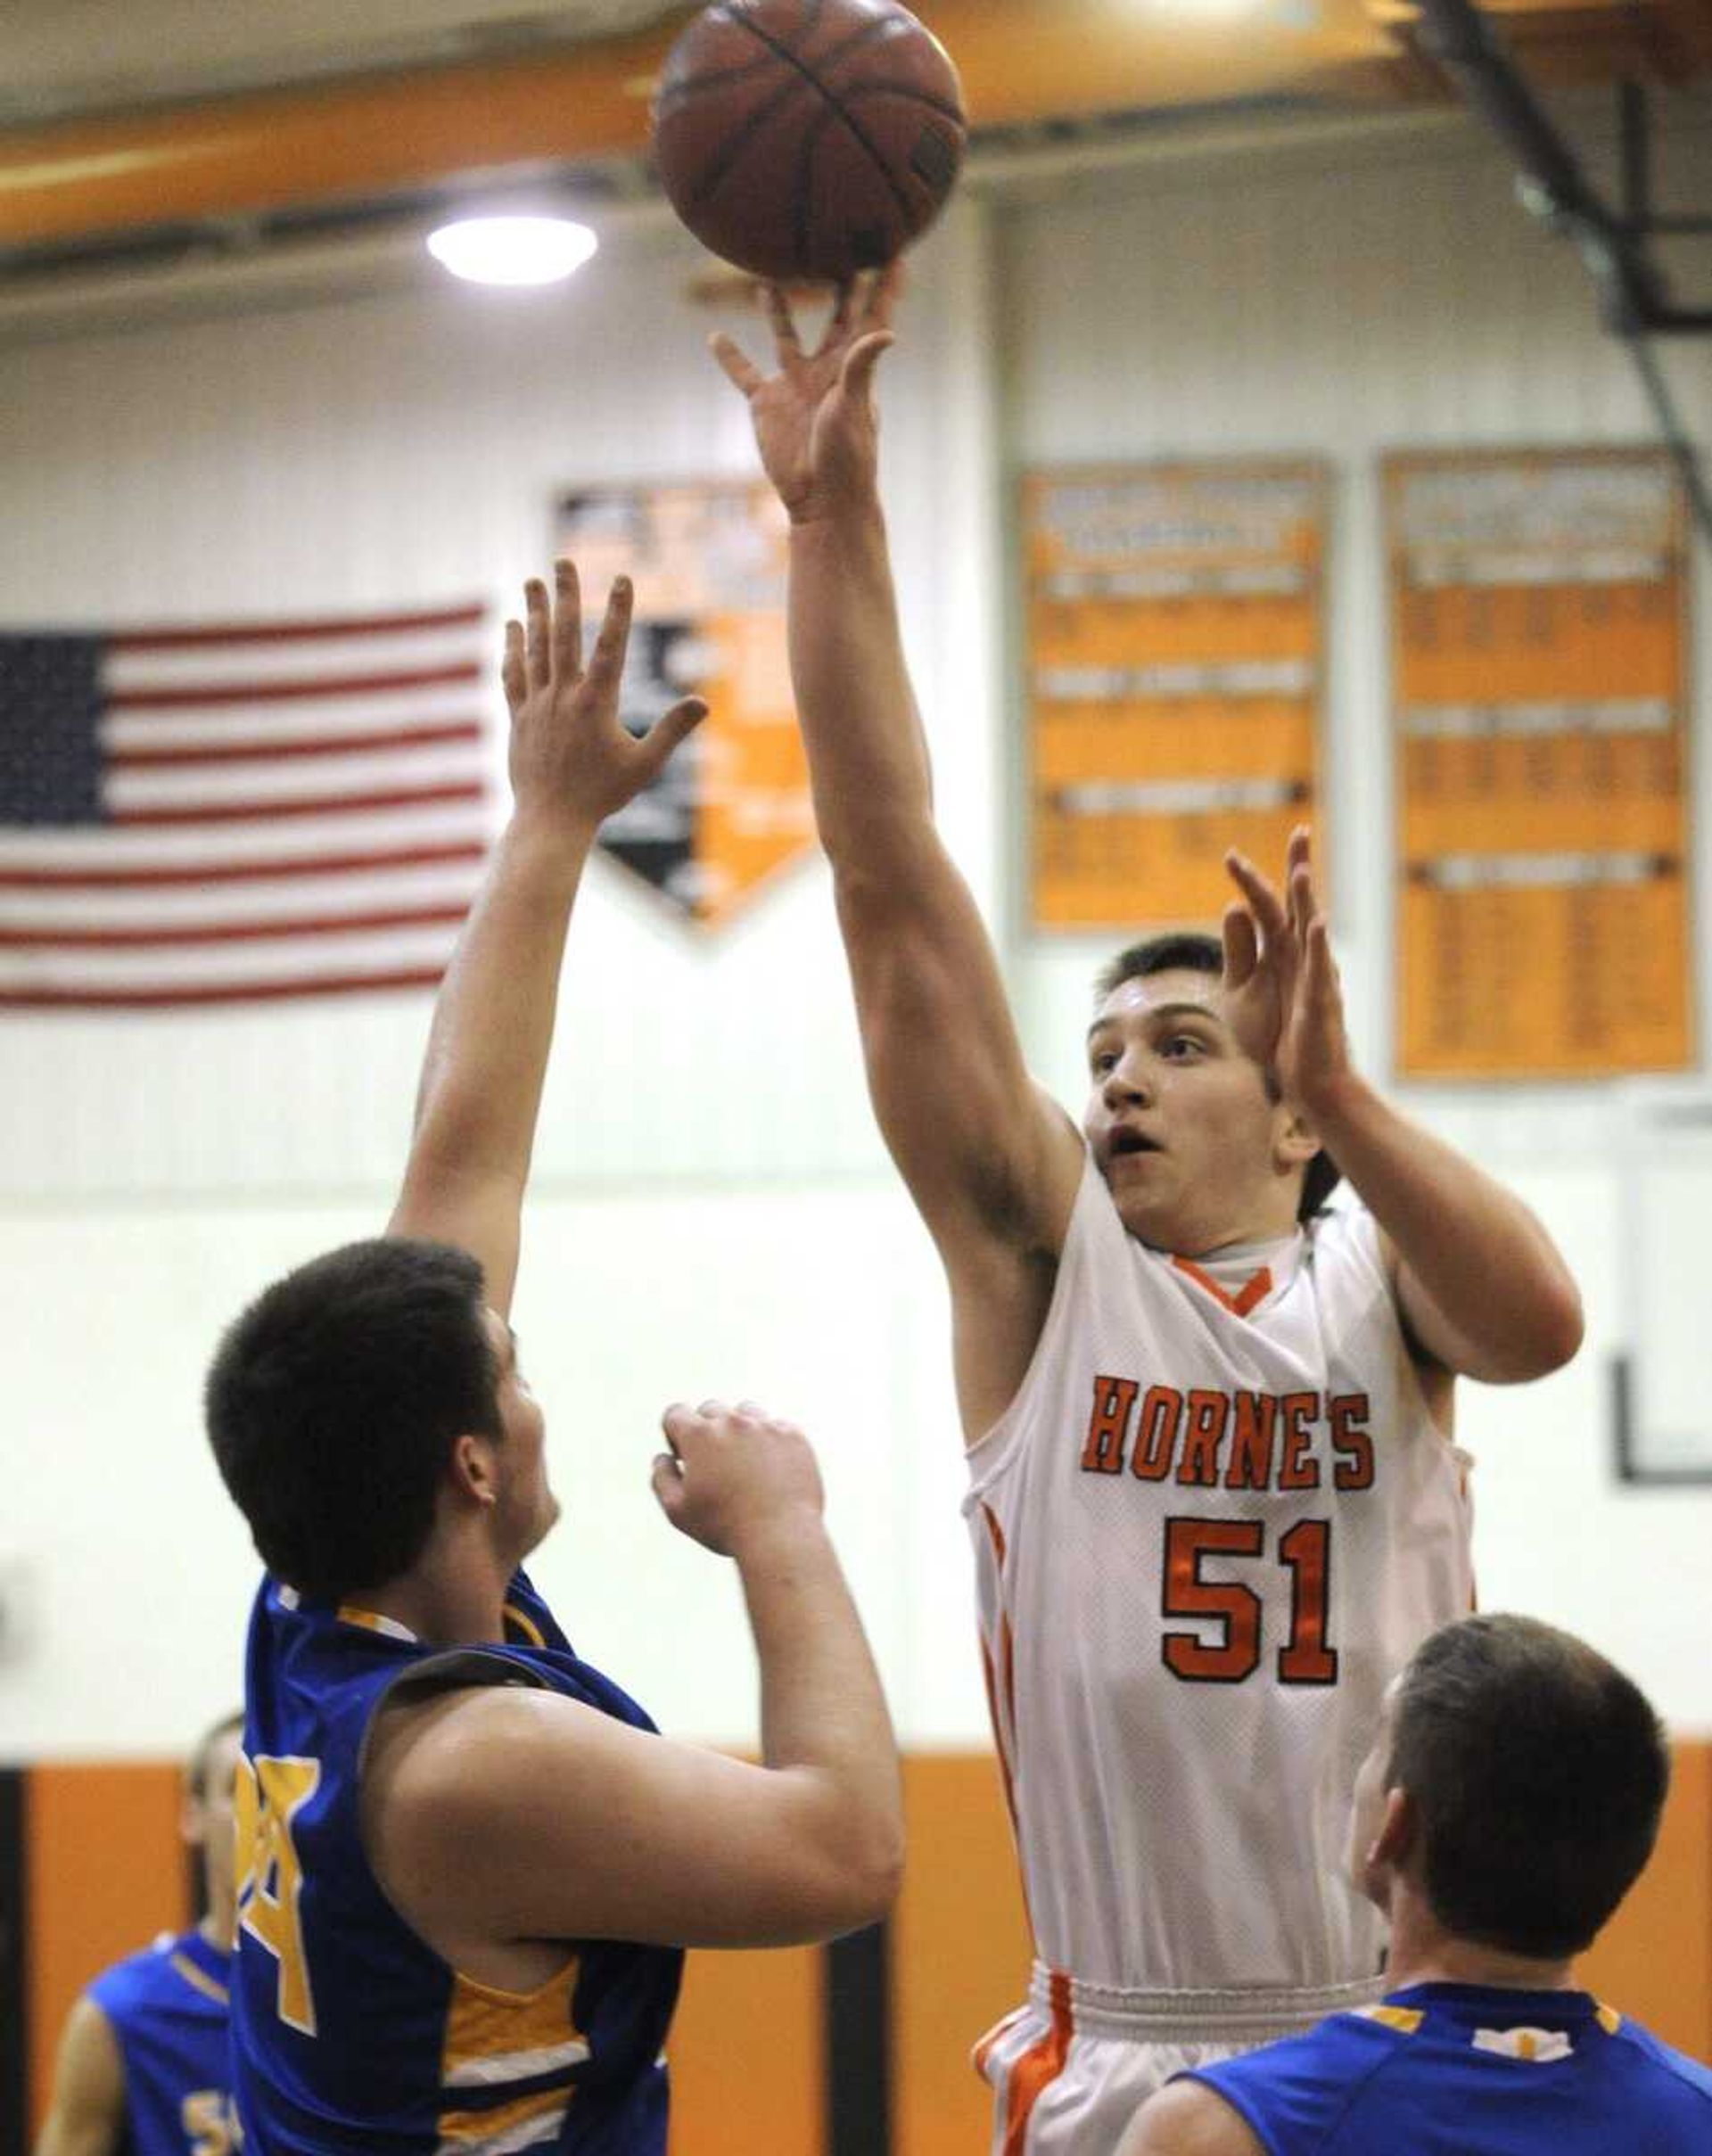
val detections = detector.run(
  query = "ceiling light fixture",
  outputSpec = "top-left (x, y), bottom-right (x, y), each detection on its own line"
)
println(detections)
top-left (426, 214), bottom-right (598, 287)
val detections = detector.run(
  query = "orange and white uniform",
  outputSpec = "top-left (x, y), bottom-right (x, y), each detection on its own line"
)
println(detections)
top-left (966, 1150), bottom-right (1474, 2155)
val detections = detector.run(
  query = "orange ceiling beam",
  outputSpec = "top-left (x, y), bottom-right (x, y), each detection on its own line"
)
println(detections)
top-left (0, 1), bottom-right (1414, 251)
top-left (2, 0), bottom-right (1696, 252)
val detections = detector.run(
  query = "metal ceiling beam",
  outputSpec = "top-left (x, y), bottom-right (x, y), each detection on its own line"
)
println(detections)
top-left (1412, 0), bottom-right (1712, 548)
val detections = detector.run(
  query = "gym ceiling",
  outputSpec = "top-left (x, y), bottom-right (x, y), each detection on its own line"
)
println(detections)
top-left (2, 0), bottom-right (1708, 334)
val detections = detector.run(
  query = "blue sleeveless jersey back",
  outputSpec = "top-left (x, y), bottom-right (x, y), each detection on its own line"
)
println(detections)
top-left (86, 1927), bottom-right (233, 2156)
top-left (1189, 1981), bottom-right (1712, 2153)
top-left (232, 1570), bottom-right (683, 2156)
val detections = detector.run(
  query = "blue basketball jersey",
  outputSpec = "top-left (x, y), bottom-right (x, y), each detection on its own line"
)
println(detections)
top-left (1188, 1980), bottom-right (1712, 2153)
top-left (86, 1927), bottom-right (234, 2156)
top-left (232, 1569), bottom-right (683, 2156)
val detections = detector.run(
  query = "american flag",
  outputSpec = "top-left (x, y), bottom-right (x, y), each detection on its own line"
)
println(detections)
top-left (0, 604), bottom-right (493, 1008)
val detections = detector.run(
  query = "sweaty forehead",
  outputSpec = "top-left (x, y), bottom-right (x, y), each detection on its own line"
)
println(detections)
top-left (1093, 967), bottom-right (1225, 1028)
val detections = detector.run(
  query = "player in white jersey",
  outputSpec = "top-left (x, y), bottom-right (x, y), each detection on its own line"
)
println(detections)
top-left (712, 271), bottom-right (1585, 2155)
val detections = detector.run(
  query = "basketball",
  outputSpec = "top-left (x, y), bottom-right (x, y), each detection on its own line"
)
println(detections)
top-left (652, 0), bottom-right (967, 284)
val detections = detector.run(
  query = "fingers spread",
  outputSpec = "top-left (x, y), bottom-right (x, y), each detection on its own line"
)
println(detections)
top-left (523, 578), bottom-right (551, 692)
top-left (838, 329), bottom-right (895, 404)
top-left (501, 619), bottom-right (526, 712)
top-left (1224, 849), bottom-right (1288, 946)
top-left (1222, 901), bottom-right (1258, 986)
top-left (642, 696), bottom-right (708, 780)
top-left (765, 284), bottom-right (804, 362)
top-left (1304, 916), bottom-right (1338, 1000)
top-left (825, 278), bottom-right (857, 345)
top-left (1289, 863), bottom-right (1317, 944)
top-left (551, 557), bottom-right (581, 684)
top-left (709, 331), bottom-right (764, 397)
top-left (868, 259), bottom-right (905, 328)
top-left (586, 575), bottom-right (635, 691)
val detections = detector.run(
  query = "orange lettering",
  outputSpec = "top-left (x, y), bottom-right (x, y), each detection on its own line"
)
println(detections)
top-left (1278, 1392), bottom-right (1321, 1490)
top-left (1132, 1387), bottom-right (1183, 1481)
top-left (1224, 1392), bottom-right (1277, 1490)
top-left (1082, 1375), bottom-right (1139, 1474)
top-left (1331, 1394), bottom-right (1375, 1490)
top-left (1177, 1390), bottom-right (1229, 1486)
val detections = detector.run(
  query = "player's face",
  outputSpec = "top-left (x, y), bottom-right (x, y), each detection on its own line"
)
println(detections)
top-left (1346, 1679), bottom-right (1401, 1908)
top-left (482, 1306), bottom-right (560, 1561)
top-left (190, 1724), bottom-right (245, 1913)
top-left (1082, 968), bottom-right (1299, 1254)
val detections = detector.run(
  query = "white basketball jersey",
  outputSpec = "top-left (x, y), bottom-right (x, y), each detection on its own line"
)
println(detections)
top-left (965, 1149), bottom-right (1474, 1996)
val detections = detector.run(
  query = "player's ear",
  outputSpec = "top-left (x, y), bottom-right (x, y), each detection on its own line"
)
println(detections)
top-left (449, 1431), bottom-right (500, 1510)
top-left (1371, 1785), bottom-right (1417, 1871)
top-left (1273, 1106), bottom-right (1321, 1177)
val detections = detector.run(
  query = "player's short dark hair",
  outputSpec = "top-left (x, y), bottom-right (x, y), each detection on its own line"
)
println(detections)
top-left (205, 1238), bottom-right (500, 1602)
top-left (1095, 933), bottom-right (1342, 1222)
top-left (186, 1709), bottom-right (244, 1803)
top-left (1388, 1614), bottom-right (1670, 1960)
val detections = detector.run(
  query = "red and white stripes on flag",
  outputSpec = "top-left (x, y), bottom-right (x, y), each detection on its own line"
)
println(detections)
top-left (0, 605), bottom-right (494, 1008)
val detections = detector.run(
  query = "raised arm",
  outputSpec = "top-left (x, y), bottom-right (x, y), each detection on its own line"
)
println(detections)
top-left (366, 1401), bottom-right (902, 1949)
top-left (388, 563), bottom-right (703, 1315)
top-left (712, 277), bottom-right (1081, 1273)
top-left (1224, 830), bottom-right (1584, 1385)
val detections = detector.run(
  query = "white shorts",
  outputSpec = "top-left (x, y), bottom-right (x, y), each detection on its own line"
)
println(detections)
top-left (973, 1965), bottom-right (1383, 2156)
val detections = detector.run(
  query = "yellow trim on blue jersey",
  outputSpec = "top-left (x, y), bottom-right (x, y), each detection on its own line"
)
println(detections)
top-left (1472, 2025), bottom-right (1576, 2062)
top-left (1355, 2004), bottom-right (1425, 2034)
top-left (502, 1603), bottom-right (547, 1650)
top-left (335, 1603), bottom-right (419, 1642)
top-left (1596, 2003), bottom-right (1623, 2036)
top-left (436, 2081), bottom-right (572, 2151)
top-left (438, 1957), bottom-right (588, 2140)
top-left (169, 1952), bottom-right (230, 2010)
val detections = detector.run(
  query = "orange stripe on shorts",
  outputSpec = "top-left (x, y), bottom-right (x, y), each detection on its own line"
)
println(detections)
top-left (1001, 1970), bottom-right (1074, 2156)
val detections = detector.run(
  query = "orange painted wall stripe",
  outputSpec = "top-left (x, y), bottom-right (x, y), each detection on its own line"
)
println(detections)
top-left (27, 1763), bottom-right (187, 2138)
top-left (19, 1746), bottom-right (1712, 2151)
top-left (667, 1940), bottom-right (821, 2156)
top-left (894, 1756), bottom-right (1033, 2156)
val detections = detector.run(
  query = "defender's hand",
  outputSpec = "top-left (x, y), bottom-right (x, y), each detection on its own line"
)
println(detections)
top-left (500, 559), bottom-right (706, 835)
top-left (650, 1400), bottom-right (826, 1559)
top-left (710, 267), bottom-right (899, 525)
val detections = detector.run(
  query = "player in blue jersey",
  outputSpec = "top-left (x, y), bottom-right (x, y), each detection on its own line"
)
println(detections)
top-left (204, 562), bottom-right (904, 2156)
top-left (1121, 1612), bottom-right (1712, 2154)
top-left (36, 1712), bottom-right (243, 2156)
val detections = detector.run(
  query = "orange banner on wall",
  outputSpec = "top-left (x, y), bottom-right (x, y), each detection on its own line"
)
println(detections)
top-left (555, 481), bottom-right (812, 931)
top-left (1386, 449), bottom-right (1694, 1078)
top-left (1022, 463), bottom-right (1327, 932)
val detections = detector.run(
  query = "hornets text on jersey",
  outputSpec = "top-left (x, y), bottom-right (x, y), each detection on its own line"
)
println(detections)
top-left (1187, 1981), bottom-right (1712, 2152)
top-left (231, 1569), bottom-right (683, 2156)
top-left (86, 1927), bottom-right (234, 2156)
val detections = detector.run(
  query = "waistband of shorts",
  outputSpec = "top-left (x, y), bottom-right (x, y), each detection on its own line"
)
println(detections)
top-left (1029, 1962), bottom-right (1385, 2044)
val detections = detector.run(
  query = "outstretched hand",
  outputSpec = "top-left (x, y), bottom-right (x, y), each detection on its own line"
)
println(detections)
top-left (1221, 827), bottom-right (1353, 1113)
top-left (501, 559), bottom-right (706, 834)
top-left (710, 267), bottom-right (900, 524)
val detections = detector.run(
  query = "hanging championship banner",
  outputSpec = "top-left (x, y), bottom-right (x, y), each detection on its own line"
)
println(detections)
top-left (1386, 448), bottom-right (1693, 1078)
top-left (1022, 462), bottom-right (1327, 931)
top-left (555, 480), bottom-right (812, 928)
